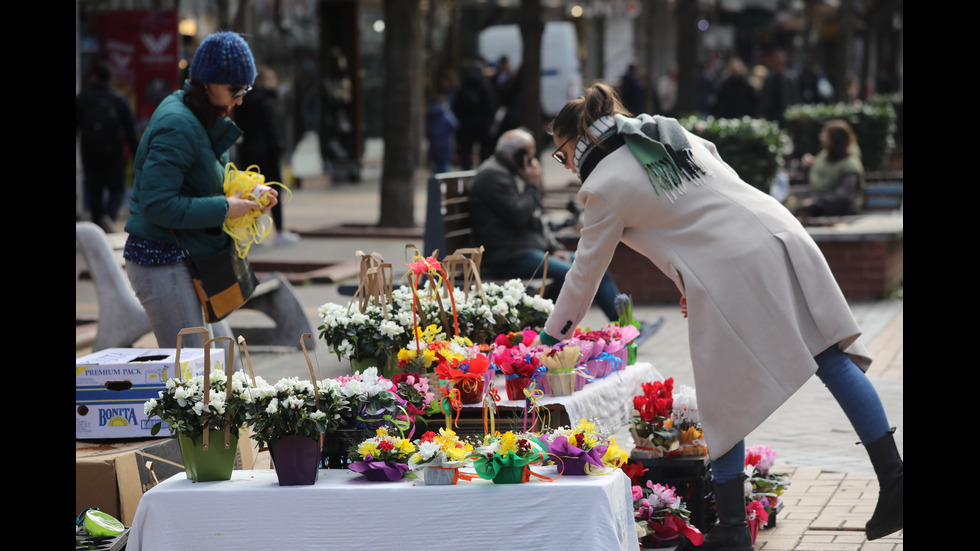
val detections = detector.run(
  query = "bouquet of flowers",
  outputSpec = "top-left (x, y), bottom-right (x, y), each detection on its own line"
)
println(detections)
top-left (629, 378), bottom-right (681, 458)
top-left (408, 428), bottom-right (475, 484)
top-left (321, 367), bottom-right (406, 433)
top-left (144, 368), bottom-right (251, 438)
top-left (670, 384), bottom-right (707, 456)
top-left (745, 445), bottom-right (791, 518)
top-left (491, 339), bottom-right (547, 400)
top-left (348, 426), bottom-right (417, 481)
top-left (536, 344), bottom-right (581, 396)
top-left (543, 417), bottom-right (628, 475)
top-left (573, 326), bottom-right (629, 381)
top-left (470, 431), bottom-right (551, 484)
top-left (390, 372), bottom-right (435, 427)
top-left (633, 481), bottom-right (703, 548)
top-left (242, 376), bottom-right (347, 449)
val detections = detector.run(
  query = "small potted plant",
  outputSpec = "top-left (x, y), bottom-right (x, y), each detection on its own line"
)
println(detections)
top-left (348, 426), bottom-right (417, 481)
top-left (144, 366), bottom-right (250, 482)
top-left (629, 378), bottom-right (682, 459)
top-left (633, 481), bottom-right (704, 549)
top-left (745, 444), bottom-right (791, 535)
top-left (242, 376), bottom-right (348, 485)
top-left (408, 428), bottom-right (475, 485)
top-left (470, 431), bottom-right (551, 484)
top-left (543, 417), bottom-right (627, 475)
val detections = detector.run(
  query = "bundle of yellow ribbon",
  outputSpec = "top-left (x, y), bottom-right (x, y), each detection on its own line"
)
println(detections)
top-left (221, 162), bottom-right (291, 258)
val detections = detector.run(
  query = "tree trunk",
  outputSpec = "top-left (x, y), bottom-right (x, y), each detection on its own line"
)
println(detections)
top-left (675, 0), bottom-right (699, 116)
top-left (518, 0), bottom-right (544, 148)
top-left (379, 0), bottom-right (421, 228)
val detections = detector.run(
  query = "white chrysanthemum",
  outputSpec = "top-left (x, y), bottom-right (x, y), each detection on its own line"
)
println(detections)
top-left (416, 440), bottom-right (443, 461)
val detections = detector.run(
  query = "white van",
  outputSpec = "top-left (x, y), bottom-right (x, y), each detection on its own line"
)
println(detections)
top-left (478, 21), bottom-right (583, 117)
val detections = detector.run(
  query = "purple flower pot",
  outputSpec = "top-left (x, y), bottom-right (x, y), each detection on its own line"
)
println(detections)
top-left (270, 435), bottom-right (321, 486)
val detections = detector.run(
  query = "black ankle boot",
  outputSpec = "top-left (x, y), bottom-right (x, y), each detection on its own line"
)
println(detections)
top-left (677, 475), bottom-right (754, 550)
top-left (864, 428), bottom-right (903, 540)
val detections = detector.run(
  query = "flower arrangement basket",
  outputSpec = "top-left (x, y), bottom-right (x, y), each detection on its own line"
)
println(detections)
top-left (239, 334), bottom-right (328, 486)
top-left (170, 327), bottom-right (239, 482)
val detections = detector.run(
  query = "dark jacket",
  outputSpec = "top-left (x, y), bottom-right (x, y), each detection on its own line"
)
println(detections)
top-left (469, 155), bottom-right (560, 267)
top-left (124, 82), bottom-right (242, 257)
top-left (75, 82), bottom-right (139, 168)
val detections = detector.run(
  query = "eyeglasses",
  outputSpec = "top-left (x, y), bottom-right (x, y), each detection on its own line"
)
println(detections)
top-left (230, 84), bottom-right (253, 99)
top-left (551, 135), bottom-right (577, 165)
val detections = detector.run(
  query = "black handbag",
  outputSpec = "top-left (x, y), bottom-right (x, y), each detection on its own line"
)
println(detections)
top-left (173, 231), bottom-right (258, 323)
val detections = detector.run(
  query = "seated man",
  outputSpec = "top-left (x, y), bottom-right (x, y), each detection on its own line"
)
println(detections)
top-left (469, 128), bottom-right (621, 322)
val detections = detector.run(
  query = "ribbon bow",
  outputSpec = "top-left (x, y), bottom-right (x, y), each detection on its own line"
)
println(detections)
top-left (522, 383), bottom-right (547, 432)
top-left (439, 385), bottom-right (462, 430)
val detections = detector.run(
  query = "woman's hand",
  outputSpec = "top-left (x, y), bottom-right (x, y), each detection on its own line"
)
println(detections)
top-left (226, 191), bottom-right (261, 219)
top-left (680, 296), bottom-right (688, 318)
top-left (259, 188), bottom-right (279, 215)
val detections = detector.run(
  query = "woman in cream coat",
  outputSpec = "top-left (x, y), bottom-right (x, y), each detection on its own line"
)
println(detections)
top-left (539, 84), bottom-right (902, 550)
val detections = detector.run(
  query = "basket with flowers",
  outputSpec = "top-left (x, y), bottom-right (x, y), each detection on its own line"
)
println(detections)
top-left (348, 426), bottom-right (417, 481)
top-left (408, 428), bottom-right (476, 485)
top-left (470, 431), bottom-right (554, 484)
top-left (542, 417), bottom-right (629, 475)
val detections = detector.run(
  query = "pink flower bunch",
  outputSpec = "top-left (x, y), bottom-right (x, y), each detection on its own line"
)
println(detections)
top-left (745, 445), bottom-right (778, 476)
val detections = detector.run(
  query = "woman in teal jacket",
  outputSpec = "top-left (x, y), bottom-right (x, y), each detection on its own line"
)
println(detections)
top-left (123, 32), bottom-right (276, 348)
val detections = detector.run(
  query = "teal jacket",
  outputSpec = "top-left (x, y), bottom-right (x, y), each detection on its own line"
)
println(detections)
top-left (124, 82), bottom-right (242, 257)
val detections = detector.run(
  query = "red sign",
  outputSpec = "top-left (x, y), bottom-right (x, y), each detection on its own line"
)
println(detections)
top-left (100, 10), bottom-right (180, 132)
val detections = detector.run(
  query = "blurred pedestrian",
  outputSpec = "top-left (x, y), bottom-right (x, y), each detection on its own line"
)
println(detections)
top-left (453, 63), bottom-right (495, 170)
top-left (234, 66), bottom-right (299, 246)
top-left (76, 62), bottom-right (139, 233)
top-left (618, 63), bottom-right (645, 116)
top-left (758, 50), bottom-right (799, 126)
top-left (426, 92), bottom-right (459, 175)
top-left (713, 58), bottom-right (757, 119)
top-left (656, 65), bottom-right (678, 117)
top-left (123, 32), bottom-right (276, 349)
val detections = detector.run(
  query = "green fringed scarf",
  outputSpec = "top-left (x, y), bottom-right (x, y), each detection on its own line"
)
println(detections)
top-left (575, 114), bottom-right (710, 201)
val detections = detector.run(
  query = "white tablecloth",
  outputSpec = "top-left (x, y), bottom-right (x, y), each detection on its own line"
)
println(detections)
top-left (128, 467), bottom-right (641, 551)
top-left (472, 362), bottom-right (662, 432)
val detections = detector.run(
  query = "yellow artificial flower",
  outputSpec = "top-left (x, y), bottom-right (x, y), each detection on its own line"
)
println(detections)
top-left (398, 348), bottom-right (417, 362)
top-left (498, 431), bottom-right (518, 455)
top-left (603, 437), bottom-right (629, 468)
top-left (375, 426), bottom-right (389, 437)
top-left (359, 441), bottom-right (379, 458)
top-left (398, 439), bottom-right (416, 455)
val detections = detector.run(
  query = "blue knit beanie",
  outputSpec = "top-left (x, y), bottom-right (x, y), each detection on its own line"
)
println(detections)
top-left (189, 32), bottom-right (256, 86)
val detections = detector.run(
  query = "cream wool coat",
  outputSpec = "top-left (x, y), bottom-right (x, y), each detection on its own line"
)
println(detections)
top-left (543, 131), bottom-right (871, 460)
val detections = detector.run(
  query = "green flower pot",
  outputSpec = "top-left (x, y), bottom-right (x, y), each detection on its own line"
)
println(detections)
top-left (492, 465), bottom-right (529, 484)
top-left (178, 430), bottom-right (238, 482)
top-left (627, 342), bottom-right (638, 365)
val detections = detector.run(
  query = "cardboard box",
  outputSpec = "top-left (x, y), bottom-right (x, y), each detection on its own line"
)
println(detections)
top-left (76, 434), bottom-right (256, 526)
top-left (75, 348), bottom-right (219, 439)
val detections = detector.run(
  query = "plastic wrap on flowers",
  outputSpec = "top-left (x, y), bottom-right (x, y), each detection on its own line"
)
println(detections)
top-left (436, 354), bottom-right (490, 405)
top-left (349, 460), bottom-right (411, 481)
top-left (505, 375), bottom-right (530, 401)
top-left (548, 435), bottom-right (607, 475)
top-left (473, 451), bottom-right (537, 484)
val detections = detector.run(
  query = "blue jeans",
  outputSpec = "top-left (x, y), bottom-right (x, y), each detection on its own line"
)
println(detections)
top-left (486, 250), bottom-right (621, 321)
top-left (711, 344), bottom-right (891, 483)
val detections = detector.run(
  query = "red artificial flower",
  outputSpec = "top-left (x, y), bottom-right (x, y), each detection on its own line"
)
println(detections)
top-left (621, 462), bottom-right (650, 487)
top-left (378, 440), bottom-right (394, 452)
top-left (420, 431), bottom-right (437, 443)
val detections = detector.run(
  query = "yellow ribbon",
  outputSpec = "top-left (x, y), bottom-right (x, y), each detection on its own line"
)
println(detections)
top-left (522, 383), bottom-right (548, 432)
top-left (221, 162), bottom-right (291, 258)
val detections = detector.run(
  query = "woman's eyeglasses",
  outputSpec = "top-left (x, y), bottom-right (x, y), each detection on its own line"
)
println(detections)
top-left (551, 135), bottom-right (576, 164)
top-left (231, 84), bottom-right (253, 99)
